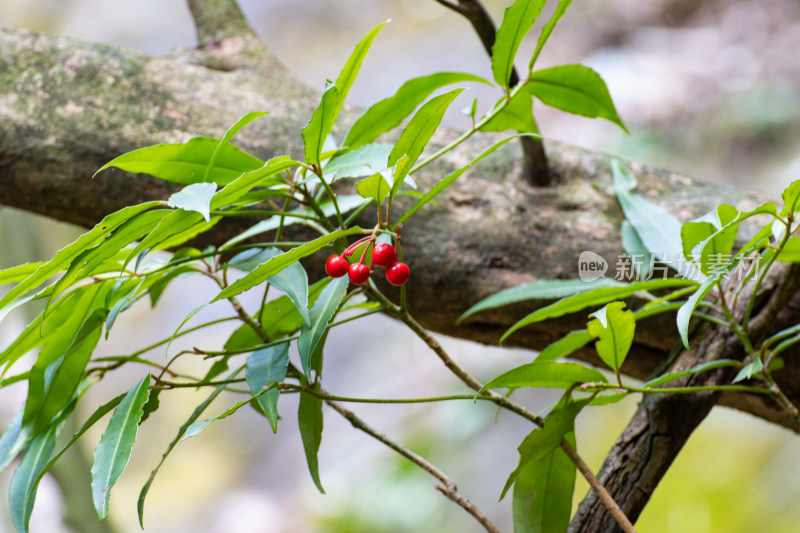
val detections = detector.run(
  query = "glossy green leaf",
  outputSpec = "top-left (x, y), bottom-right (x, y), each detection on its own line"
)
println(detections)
top-left (303, 81), bottom-right (340, 166)
top-left (620, 220), bottom-right (653, 280)
top-left (333, 22), bottom-right (388, 121)
top-left (501, 278), bottom-right (695, 343)
top-left (229, 248), bottom-right (310, 325)
top-left (0, 202), bottom-right (161, 315)
top-left (389, 155), bottom-right (414, 201)
top-left (344, 72), bottom-right (491, 149)
top-left (677, 272), bottom-right (724, 348)
top-left (397, 135), bottom-right (527, 226)
top-left (587, 302), bottom-right (635, 373)
top-left (214, 227), bottom-right (361, 302)
top-left (479, 91), bottom-right (538, 133)
top-left (480, 361), bottom-right (606, 393)
top-left (529, 65), bottom-right (626, 131)
top-left (298, 276), bottom-right (348, 376)
top-left (94, 137), bottom-right (263, 185)
top-left (9, 424), bottom-right (57, 533)
top-left (535, 330), bottom-right (594, 361)
top-left (323, 144), bottom-right (392, 181)
top-left (513, 432), bottom-right (576, 533)
top-left (138, 365), bottom-right (243, 527)
top-left (459, 278), bottom-right (625, 323)
top-left (91, 375), bottom-right (151, 520)
top-left (298, 383), bottom-right (325, 493)
top-left (203, 111), bottom-right (269, 182)
top-left (529, 0), bottom-right (572, 68)
top-left (612, 160), bottom-right (688, 277)
top-left (502, 395), bottom-right (586, 499)
top-left (262, 278), bottom-right (333, 340)
top-left (388, 89), bottom-right (463, 167)
top-left (356, 173), bottom-right (391, 204)
top-left (492, 0), bottom-right (546, 87)
top-left (167, 183), bottom-right (217, 222)
top-left (246, 343), bottom-right (290, 432)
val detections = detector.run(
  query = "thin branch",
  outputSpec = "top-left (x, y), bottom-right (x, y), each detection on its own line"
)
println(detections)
top-left (433, 0), bottom-right (551, 185)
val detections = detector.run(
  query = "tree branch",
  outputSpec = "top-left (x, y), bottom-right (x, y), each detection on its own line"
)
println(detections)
top-left (186, 0), bottom-right (256, 48)
top-left (2, 26), bottom-right (799, 432)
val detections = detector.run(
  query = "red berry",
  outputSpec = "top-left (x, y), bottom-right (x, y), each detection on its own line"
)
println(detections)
top-left (372, 243), bottom-right (397, 267)
top-left (348, 263), bottom-right (371, 285)
top-left (325, 255), bottom-right (349, 278)
top-left (386, 262), bottom-right (410, 286)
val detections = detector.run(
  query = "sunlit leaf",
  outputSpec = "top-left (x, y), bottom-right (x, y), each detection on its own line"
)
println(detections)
top-left (167, 183), bottom-right (217, 222)
top-left (480, 361), bottom-right (606, 393)
top-left (492, 0), bottom-right (546, 87)
top-left (303, 81), bottom-right (340, 166)
top-left (587, 302), bottom-right (635, 374)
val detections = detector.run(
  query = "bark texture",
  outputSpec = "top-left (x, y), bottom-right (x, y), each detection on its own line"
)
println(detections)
top-left (1, 24), bottom-right (799, 435)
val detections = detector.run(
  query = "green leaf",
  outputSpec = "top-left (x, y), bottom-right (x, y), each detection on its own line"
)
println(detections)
top-left (356, 173), bottom-right (391, 205)
top-left (303, 81), bottom-right (340, 166)
top-left (513, 431), bottom-right (576, 533)
top-left (782, 179), bottom-right (800, 214)
top-left (459, 278), bottom-right (625, 323)
top-left (91, 375), bottom-right (151, 520)
top-left (0, 263), bottom-right (44, 285)
top-left (263, 278), bottom-right (333, 340)
top-left (388, 89), bottom-right (463, 167)
top-left (397, 135), bottom-right (527, 226)
top-left (214, 227), bottom-right (362, 302)
top-left (23, 310), bottom-right (106, 434)
top-left (204, 111), bottom-right (269, 182)
top-left (777, 237), bottom-right (800, 263)
top-left (502, 395), bottom-right (585, 499)
top-left (229, 248), bottom-right (310, 325)
top-left (612, 160), bottom-right (689, 277)
top-left (491, 0), bottom-right (546, 87)
top-left (246, 343), bottom-right (290, 433)
top-left (298, 383), bottom-right (325, 493)
top-left (676, 272), bottom-right (724, 348)
top-left (480, 361), bottom-right (607, 393)
top-left (221, 195), bottom-right (368, 249)
top-left (9, 424), bottom-right (57, 533)
top-left (529, 64), bottom-right (626, 131)
top-left (479, 91), bottom-right (538, 133)
top-left (344, 72), bottom-right (491, 149)
top-left (333, 22), bottom-right (388, 122)
top-left (644, 359), bottom-right (739, 388)
top-left (587, 302), bottom-right (635, 374)
top-left (94, 137), bottom-right (263, 185)
top-left (167, 183), bottom-right (217, 222)
top-left (138, 365), bottom-right (244, 527)
top-left (297, 276), bottom-right (349, 376)
top-left (323, 144), bottom-right (392, 181)
top-left (620, 220), bottom-right (653, 280)
top-left (0, 413), bottom-right (25, 475)
top-left (529, 0), bottom-right (572, 68)
top-left (211, 156), bottom-right (299, 208)
top-left (501, 278), bottom-right (695, 343)
top-left (0, 201), bottom-right (161, 315)
top-left (535, 330), bottom-right (594, 361)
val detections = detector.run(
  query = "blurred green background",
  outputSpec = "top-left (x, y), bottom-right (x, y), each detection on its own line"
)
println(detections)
top-left (1, 0), bottom-right (800, 532)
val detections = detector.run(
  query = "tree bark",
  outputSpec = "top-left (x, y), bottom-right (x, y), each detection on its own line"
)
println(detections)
top-left (0, 18), bottom-right (798, 438)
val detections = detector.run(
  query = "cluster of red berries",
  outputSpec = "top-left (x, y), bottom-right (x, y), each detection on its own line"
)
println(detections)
top-left (325, 238), bottom-right (410, 286)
